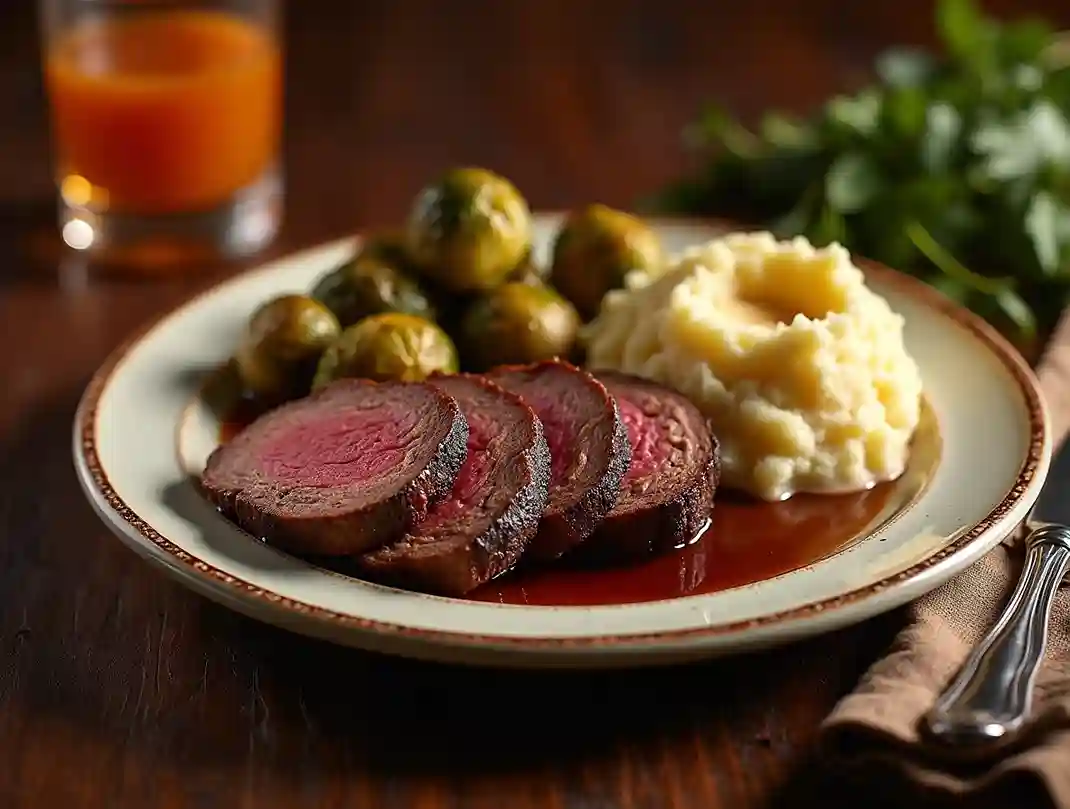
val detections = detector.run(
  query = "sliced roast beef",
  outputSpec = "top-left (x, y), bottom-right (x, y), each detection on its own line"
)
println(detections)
top-left (485, 360), bottom-right (630, 560)
top-left (355, 373), bottom-right (550, 596)
top-left (201, 379), bottom-right (468, 556)
top-left (574, 372), bottom-right (720, 563)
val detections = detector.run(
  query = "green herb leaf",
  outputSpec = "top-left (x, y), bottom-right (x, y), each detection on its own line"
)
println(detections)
top-left (824, 90), bottom-right (882, 138)
top-left (810, 204), bottom-right (847, 246)
top-left (760, 112), bottom-right (818, 151)
top-left (905, 221), bottom-right (1007, 295)
top-left (998, 18), bottom-right (1055, 65)
top-left (1025, 190), bottom-right (1068, 275)
top-left (881, 87), bottom-right (929, 140)
top-left (654, 0), bottom-right (1070, 350)
top-left (937, 0), bottom-right (995, 69)
top-left (877, 48), bottom-right (936, 87)
top-left (993, 286), bottom-right (1038, 340)
top-left (971, 100), bottom-right (1070, 181)
top-left (922, 102), bottom-right (962, 173)
top-left (825, 153), bottom-right (883, 214)
top-left (684, 104), bottom-right (759, 157)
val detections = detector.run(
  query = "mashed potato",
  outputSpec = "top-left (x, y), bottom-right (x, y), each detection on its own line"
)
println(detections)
top-left (582, 232), bottom-right (923, 501)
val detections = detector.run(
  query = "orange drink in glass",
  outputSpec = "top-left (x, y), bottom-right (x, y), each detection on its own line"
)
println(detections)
top-left (40, 0), bottom-right (283, 271)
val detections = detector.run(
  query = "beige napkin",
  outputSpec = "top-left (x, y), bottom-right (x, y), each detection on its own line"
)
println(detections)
top-left (821, 313), bottom-right (1070, 809)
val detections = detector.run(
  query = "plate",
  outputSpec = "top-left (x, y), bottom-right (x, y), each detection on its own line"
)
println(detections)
top-left (74, 216), bottom-right (1051, 668)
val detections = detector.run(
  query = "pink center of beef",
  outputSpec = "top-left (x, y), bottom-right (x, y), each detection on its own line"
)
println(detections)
top-left (513, 391), bottom-right (573, 486)
top-left (618, 396), bottom-right (665, 483)
top-left (418, 407), bottom-right (495, 525)
top-left (256, 405), bottom-right (418, 487)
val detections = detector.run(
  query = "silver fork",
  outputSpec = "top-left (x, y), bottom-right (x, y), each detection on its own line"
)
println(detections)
top-left (923, 522), bottom-right (1070, 750)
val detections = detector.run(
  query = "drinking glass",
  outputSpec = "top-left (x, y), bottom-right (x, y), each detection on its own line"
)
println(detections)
top-left (39, 0), bottom-right (283, 272)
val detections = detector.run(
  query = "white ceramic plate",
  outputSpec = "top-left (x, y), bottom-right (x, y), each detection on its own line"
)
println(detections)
top-left (74, 216), bottom-right (1051, 668)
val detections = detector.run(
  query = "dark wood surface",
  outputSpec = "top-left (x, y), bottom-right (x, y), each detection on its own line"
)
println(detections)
top-left (4, 2), bottom-right (1070, 807)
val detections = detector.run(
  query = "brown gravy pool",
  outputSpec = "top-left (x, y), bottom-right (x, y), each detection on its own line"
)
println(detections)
top-left (472, 486), bottom-right (892, 605)
top-left (220, 405), bottom-right (897, 606)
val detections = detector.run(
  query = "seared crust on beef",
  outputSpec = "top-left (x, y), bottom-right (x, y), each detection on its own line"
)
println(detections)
top-left (486, 360), bottom-right (629, 560)
top-left (355, 373), bottom-right (550, 596)
top-left (201, 379), bottom-right (468, 557)
top-left (572, 371), bottom-right (720, 564)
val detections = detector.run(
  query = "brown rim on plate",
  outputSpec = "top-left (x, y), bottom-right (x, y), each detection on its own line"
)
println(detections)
top-left (75, 218), bottom-right (1049, 650)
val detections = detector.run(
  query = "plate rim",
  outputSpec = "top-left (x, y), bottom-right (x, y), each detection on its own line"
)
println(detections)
top-left (73, 216), bottom-right (1051, 651)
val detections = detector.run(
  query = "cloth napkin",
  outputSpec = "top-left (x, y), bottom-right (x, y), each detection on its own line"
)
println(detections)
top-left (821, 313), bottom-right (1070, 809)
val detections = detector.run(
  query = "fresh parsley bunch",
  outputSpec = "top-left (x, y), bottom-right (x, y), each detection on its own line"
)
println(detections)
top-left (654, 0), bottom-right (1070, 356)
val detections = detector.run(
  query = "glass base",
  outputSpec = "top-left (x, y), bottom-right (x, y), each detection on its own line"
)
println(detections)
top-left (58, 167), bottom-right (283, 275)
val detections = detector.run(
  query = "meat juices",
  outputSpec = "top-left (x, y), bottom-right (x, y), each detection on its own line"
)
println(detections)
top-left (355, 373), bottom-right (550, 596)
top-left (201, 379), bottom-right (468, 556)
top-left (487, 360), bottom-right (629, 560)
top-left (573, 371), bottom-right (721, 563)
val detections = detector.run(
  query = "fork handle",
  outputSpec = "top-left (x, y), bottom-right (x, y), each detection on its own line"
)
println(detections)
top-left (924, 524), bottom-right (1070, 748)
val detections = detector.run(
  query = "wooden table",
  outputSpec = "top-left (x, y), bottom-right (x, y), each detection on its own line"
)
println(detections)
top-left (3, 2), bottom-right (1069, 807)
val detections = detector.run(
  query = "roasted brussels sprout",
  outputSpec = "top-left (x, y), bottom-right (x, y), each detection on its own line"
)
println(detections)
top-left (313, 313), bottom-right (459, 387)
top-left (460, 282), bottom-right (580, 370)
top-left (311, 249), bottom-right (435, 328)
top-left (406, 167), bottom-right (532, 293)
top-left (549, 204), bottom-right (663, 319)
top-left (234, 295), bottom-right (342, 403)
